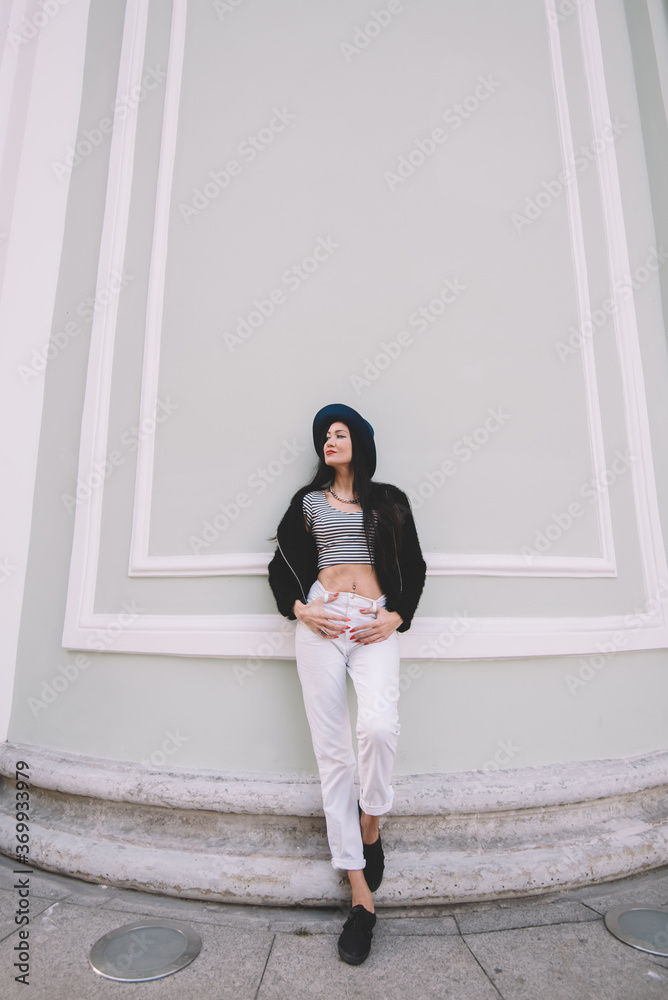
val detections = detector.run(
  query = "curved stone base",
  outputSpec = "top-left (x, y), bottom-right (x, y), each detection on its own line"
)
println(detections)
top-left (1, 741), bottom-right (667, 906)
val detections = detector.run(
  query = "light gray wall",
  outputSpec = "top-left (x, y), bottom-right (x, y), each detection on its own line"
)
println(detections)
top-left (8, 0), bottom-right (668, 773)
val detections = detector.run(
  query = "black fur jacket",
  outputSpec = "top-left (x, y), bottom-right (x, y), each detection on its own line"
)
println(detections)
top-left (267, 481), bottom-right (426, 633)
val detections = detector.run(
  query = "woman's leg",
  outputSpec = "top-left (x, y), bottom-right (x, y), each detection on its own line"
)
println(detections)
top-left (346, 599), bottom-right (401, 905)
top-left (347, 627), bottom-right (401, 822)
top-left (294, 615), bottom-right (366, 875)
top-left (347, 869), bottom-right (374, 911)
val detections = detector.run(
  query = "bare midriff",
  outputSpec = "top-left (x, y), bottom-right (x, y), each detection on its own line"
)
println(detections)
top-left (317, 563), bottom-right (383, 600)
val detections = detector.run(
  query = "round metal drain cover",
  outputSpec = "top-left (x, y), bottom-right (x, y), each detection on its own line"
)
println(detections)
top-left (604, 906), bottom-right (668, 956)
top-left (89, 918), bottom-right (202, 982)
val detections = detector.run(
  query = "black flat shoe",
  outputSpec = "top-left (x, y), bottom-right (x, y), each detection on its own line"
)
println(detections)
top-left (358, 803), bottom-right (385, 892)
top-left (362, 834), bottom-right (384, 892)
top-left (338, 904), bottom-right (377, 965)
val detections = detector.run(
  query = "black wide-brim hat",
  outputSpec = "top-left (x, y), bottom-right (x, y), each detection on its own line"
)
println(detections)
top-left (312, 403), bottom-right (376, 477)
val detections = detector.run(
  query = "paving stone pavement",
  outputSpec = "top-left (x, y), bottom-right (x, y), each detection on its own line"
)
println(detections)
top-left (1, 853), bottom-right (667, 999)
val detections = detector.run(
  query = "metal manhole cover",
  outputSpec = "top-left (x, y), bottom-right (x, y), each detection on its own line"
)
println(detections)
top-left (604, 906), bottom-right (668, 956)
top-left (89, 918), bottom-right (202, 982)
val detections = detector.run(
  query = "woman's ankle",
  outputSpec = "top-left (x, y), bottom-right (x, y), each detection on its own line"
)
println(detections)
top-left (352, 889), bottom-right (374, 912)
top-left (360, 811), bottom-right (380, 845)
top-left (347, 869), bottom-right (375, 912)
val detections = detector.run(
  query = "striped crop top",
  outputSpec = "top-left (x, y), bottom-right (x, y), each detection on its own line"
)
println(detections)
top-left (302, 490), bottom-right (375, 570)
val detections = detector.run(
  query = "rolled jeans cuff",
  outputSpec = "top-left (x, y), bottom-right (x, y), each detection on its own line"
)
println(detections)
top-left (358, 790), bottom-right (394, 817)
top-left (331, 857), bottom-right (366, 872)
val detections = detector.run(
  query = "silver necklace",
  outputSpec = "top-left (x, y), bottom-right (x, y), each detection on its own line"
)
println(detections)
top-left (328, 485), bottom-right (360, 504)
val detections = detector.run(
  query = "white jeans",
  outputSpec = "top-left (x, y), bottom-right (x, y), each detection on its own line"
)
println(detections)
top-left (295, 578), bottom-right (401, 871)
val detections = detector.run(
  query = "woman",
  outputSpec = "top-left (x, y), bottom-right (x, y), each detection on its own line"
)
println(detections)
top-left (268, 403), bottom-right (426, 965)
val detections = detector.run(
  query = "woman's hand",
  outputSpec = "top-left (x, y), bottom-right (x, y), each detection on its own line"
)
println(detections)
top-left (350, 606), bottom-right (403, 644)
top-left (293, 595), bottom-right (351, 638)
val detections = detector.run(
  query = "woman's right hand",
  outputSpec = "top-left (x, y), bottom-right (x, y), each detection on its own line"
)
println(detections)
top-left (293, 595), bottom-right (351, 638)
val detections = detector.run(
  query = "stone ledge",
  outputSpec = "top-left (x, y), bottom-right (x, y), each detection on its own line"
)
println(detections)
top-left (1, 741), bottom-right (667, 905)
top-left (1, 741), bottom-right (667, 813)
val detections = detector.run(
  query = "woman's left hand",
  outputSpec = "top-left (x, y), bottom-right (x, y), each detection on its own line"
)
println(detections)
top-left (349, 606), bottom-right (403, 644)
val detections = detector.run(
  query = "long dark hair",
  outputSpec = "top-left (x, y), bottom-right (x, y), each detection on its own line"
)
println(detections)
top-left (289, 421), bottom-right (404, 578)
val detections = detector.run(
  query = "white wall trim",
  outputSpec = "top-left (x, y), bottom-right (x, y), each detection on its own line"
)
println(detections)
top-left (544, 0), bottom-right (616, 571)
top-left (62, 0), bottom-right (151, 646)
top-left (62, 605), bottom-right (668, 660)
top-left (0, 0), bottom-right (91, 741)
top-left (128, 0), bottom-right (186, 576)
top-left (126, 550), bottom-right (618, 579)
top-left (127, 0), bottom-right (616, 581)
top-left (579, 0), bottom-right (668, 619)
top-left (61, 0), bottom-right (668, 659)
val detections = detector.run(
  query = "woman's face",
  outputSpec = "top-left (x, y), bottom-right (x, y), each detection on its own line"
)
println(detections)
top-left (323, 421), bottom-right (353, 469)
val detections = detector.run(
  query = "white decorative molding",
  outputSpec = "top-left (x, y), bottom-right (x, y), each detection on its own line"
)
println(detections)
top-left (128, 0), bottom-right (187, 576)
top-left (127, 550), bottom-right (618, 579)
top-left (128, 0), bottom-right (615, 580)
top-left (61, 0), bottom-right (668, 658)
top-left (578, 0), bottom-right (668, 622)
top-left (62, 0), bottom-right (152, 650)
top-left (61, 605), bottom-right (668, 660)
top-left (0, 0), bottom-right (92, 740)
top-left (542, 0), bottom-right (615, 572)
